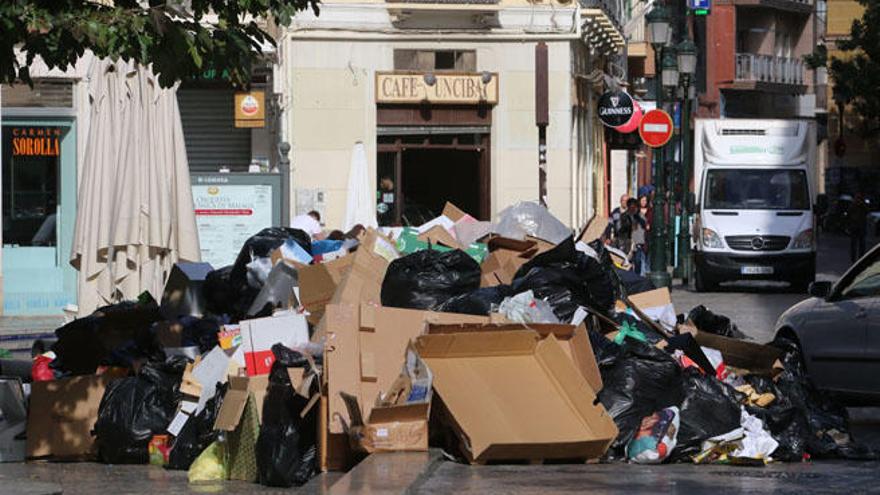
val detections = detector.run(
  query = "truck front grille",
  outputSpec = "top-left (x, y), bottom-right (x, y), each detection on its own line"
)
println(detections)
top-left (725, 235), bottom-right (791, 251)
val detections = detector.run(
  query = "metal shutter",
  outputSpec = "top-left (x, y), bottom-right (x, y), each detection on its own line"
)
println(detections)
top-left (177, 88), bottom-right (251, 172)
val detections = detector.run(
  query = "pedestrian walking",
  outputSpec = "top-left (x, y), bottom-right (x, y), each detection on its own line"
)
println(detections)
top-left (603, 193), bottom-right (631, 251)
top-left (848, 192), bottom-right (869, 262)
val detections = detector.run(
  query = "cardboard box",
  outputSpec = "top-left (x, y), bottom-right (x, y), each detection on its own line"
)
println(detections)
top-left (239, 312), bottom-right (309, 376)
top-left (0, 378), bottom-right (27, 462)
top-left (480, 249), bottom-right (529, 287)
top-left (414, 331), bottom-right (618, 464)
top-left (319, 304), bottom-right (491, 471)
top-left (27, 375), bottom-right (119, 459)
top-left (297, 255), bottom-right (353, 325)
top-left (351, 402), bottom-right (429, 453)
top-left (426, 322), bottom-right (602, 393)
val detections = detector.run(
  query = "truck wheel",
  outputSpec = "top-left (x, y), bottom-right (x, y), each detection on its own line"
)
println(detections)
top-left (694, 266), bottom-right (717, 292)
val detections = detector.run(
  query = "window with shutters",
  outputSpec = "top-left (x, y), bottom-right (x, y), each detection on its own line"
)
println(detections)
top-left (393, 50), bottom-right (477, 72)
top-left (177, 87), bottom-right (253, 173)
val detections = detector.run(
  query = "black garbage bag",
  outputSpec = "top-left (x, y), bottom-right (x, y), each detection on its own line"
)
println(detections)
top-left (742, 374), bottom-right (809, 462)
top-left (230, 227), bottom-right (311, 288)
top-left (166, 384), bottom-right (226, 470)
top-left (52, 300), bottom-right (164, 375)
top-left (381, 249), bottom-right (481, 310)
top-left (687, 305), bottom-right (747, 339)
top-left (94, 357), bottom-right (187, 464)
top-left (672, 368), bottom-right (744, 459)
top-left (614, 267), bottom-right (655, 295)
top-left (257, 345), bottom-right (319, 487)
top-left (178, 315), bottom-right (225, 354)
top-left (611, 312), bottom-right (667, 345)
top-left (437, 285), bottom-right (516, 316)
top-left (512, 238), bottom-right (616, 321)
top-left (598, 338), bottom-right (683, 452)
top-left (765, 336), bottom-right (877, 460)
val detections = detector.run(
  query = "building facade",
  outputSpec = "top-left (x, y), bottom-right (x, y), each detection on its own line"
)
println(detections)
top-left (280, 0), bottom-right (625, 229)
top-left (698, 0), bottom-right (817, 119)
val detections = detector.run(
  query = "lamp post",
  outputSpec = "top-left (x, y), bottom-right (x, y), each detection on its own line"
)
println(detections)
top-left (661, 48), bottom-right (679, 269)
top-left (646, 3), bottom-right (672, 288)
top-left (675, 37), bottom-right (697, 282)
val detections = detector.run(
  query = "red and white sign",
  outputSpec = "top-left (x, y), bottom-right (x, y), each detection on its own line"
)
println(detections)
top-left (614, 100), bottom-right (643, 134)
top-left (639, 109), bottom-right (674, 148)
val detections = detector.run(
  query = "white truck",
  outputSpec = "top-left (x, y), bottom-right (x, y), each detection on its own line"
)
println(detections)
top-left (693, 119), bottom-right (817, 292)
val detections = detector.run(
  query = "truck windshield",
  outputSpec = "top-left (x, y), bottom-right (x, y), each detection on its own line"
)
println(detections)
top-left (705, 169), bottom-right (810, 210)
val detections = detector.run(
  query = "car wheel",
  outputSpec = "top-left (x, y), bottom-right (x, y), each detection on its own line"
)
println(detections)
top-left (694, 266), bottom-right (717, 292)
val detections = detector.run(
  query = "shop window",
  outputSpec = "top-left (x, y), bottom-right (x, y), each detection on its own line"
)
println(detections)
top-left (394, 50), bottom-right (477, 72)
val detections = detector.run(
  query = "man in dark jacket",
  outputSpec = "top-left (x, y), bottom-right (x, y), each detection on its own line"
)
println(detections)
top-left (848, 192), bottom-right (869, 262)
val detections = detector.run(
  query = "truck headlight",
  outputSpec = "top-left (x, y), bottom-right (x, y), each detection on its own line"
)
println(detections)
top-left (792, 228), bottom-right (814, 249)
top-left (702, 228), bottom-right (723, 249)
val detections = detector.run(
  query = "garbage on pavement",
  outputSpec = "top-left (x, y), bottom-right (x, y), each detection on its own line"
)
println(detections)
top-left (10, 200), bottom-right (874, 490)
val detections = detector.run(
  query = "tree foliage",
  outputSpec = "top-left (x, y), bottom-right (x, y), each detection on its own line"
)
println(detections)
top-left (824, 0), bottom-right (880, 134)
top-left (0, 0), bottom-right (320, 88)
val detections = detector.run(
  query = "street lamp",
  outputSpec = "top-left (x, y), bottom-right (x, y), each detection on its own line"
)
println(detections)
top-left (646, 3), bottom-right (672, 288)
top-left (661, 47), bottom-right (678, 269)
top-left (676, 37), bottom-right (697, 283)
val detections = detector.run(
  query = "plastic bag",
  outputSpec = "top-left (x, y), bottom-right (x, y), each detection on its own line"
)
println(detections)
top-left (94, 357), bottom-right (187, 464)
top-left (188, 441), bottom-right (228, 482)
top-left (672, 368), bottom-right (744, 459)
top-left (758, 337), bottom-right (877, 460)
top-left (381, 249), bottom-right (481, 310)
top-left (512, 238), bottom-right (616, 321)
top-left (256, 346), bottom-right (319, 487)
top-left (167, 386), bottom-right (226, 470)
top-left (32, 355), bottom-right (54, 381)
top-left (598, 338), bottom-right (683, 452)
top-left (496, 290), bottom-right (561, 324)
top-left (494, 201), bottom-right (572, 244)
top-left (614, 267), bottom-right (655, 295)
top-left (626, 406), bottom-right (680, 464)
top-left (687, 305), bottom-right (747, 339)
top-left (436, 286), bottom-right (515, 316)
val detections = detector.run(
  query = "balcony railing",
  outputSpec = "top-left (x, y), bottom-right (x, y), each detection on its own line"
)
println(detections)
top-left (735, 53), bottom-right (805, 86)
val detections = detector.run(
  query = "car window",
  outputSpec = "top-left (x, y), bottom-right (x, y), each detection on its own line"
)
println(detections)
top-left (841, 258), bottom-right (880, 299)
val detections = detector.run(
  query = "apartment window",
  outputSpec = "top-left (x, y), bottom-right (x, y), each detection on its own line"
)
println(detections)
top-left (394, 50), bottom-right (477, 72)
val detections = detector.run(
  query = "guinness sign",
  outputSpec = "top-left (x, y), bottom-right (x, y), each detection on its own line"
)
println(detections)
top-left (597, 91), bottom-right (635, 128)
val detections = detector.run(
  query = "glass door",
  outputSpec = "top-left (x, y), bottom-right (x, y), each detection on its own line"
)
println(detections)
top-left (1, 120), bottom-right (77, 314)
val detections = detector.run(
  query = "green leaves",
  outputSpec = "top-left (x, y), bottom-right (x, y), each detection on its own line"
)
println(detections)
top-left (1, 0), bottom-right (319, 88)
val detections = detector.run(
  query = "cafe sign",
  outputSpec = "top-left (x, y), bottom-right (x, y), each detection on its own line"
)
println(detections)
top-left (376, 72), bottom-right (499, 105)
top-left (234, 90), bottom-right (265, 128)
top-left (9, 127), bottom-right (61, 157)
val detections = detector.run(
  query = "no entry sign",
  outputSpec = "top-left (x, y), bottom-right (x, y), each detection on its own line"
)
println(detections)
top-left (639, 109), bottom-right (674, 148)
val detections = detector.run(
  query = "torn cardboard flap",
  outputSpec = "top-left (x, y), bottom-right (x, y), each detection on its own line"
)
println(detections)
top-left (414, 331), bottom-right (617, 463)
top-left (617, 288), bottom-right (677, 332)
top-left (442, 202), bottom-right (469, 222)
top-left (214, 375), bottom-right (270, 431)
top-left (425, 322), bottom-right (603, 393)
top-left (417, 225), bottom-right (461, 249)
top-left (689, 329), bottom-right (784, 376)
top-left (298, 255), bottom-right (354, 325)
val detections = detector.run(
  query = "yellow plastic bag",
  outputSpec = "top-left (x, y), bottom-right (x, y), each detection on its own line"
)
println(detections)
top-left (188, 441), bottom-right (228, 483)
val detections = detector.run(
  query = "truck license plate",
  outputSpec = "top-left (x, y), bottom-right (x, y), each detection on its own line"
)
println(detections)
top-left (741, 266), bottom-right (773, 275)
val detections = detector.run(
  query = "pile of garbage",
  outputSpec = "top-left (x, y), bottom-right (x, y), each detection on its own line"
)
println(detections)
top-left (3, 201), bottom-right (874, 488)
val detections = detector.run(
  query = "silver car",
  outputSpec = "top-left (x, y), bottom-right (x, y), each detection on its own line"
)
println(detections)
top-left (775, 244), bottom-right (880, 405)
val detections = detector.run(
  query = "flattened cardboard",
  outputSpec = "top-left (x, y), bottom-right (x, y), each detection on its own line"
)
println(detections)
top-left (426, 322), bottom-right (602, 392)
top-left (240, 312), bottom-right (309, 375)
top-left (690, 330), bottom-right (783, 376)
top-left (27, 375), bottom-right (118, 459)
top-left (414, 331), bottom-right (617, 463)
